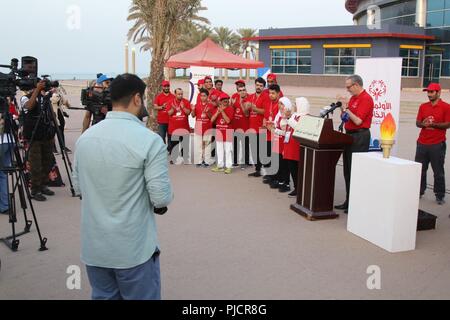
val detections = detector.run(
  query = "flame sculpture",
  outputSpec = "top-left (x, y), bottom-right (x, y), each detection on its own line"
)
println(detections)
top-left (380, 113), bottom-right (397, 159)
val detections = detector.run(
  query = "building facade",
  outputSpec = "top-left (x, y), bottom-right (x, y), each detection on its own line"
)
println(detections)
top-left (248, 0), bottom-right (450, 88)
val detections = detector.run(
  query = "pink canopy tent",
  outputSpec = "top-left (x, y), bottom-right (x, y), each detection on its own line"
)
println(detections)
top-left (166, 38), bottom-right (264, 69)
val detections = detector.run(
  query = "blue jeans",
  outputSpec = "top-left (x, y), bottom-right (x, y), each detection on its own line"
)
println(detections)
top-left (86, 250), bottom-right (161, 300)
top-left (0, 143), bottom-right (13, 212)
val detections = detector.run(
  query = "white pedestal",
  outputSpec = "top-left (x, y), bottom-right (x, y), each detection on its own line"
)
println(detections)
top-left (347, 153), bottom-right (421, 253)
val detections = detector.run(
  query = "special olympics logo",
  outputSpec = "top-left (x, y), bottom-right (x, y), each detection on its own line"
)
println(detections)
top-left (369, 80), bottom-right (387, 101)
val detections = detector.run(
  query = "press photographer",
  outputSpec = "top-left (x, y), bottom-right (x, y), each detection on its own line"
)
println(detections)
top-left (21, 79), bottom-right (58, 201)
top-left (81, 74), bottom-right (112, 133)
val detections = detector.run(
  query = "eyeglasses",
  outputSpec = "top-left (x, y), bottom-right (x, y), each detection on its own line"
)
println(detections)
top-left (346, 83), bottom-right (356, 90)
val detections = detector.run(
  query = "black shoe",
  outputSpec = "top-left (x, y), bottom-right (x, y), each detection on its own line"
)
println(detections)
top-left (335, 202), bottom-right (348, 210)
top-left (248, 171), bottom-right (262, 177)
top-left (437, 197), bottom-right (446, 205)
top-left (32, 192), bottom-right (47, 202)
top-left (288, 190), bottom-right (297, 198)
top-left (41, 187), bottom-right (55, 196)
top-left (270, 180), bottom-right (280, 189)
top-left (278, 184), bottom-right (291, 193)
top-left (263, 175), bottom-right (275, 181)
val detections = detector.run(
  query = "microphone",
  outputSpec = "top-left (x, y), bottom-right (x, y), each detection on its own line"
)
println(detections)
top-left (320, 102), bottom-right (342, 118)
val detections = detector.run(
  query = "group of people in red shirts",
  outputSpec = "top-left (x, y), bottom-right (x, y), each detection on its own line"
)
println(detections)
top-left (153, 74), bottom-right (311, 198)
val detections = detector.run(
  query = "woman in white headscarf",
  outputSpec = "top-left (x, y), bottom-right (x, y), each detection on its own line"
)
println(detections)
top-left (282, 97), bottom-right (311, 198)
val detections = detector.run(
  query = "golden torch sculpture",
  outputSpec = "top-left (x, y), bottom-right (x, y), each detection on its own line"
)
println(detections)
top-left (380, 113), bottom-right (397, 159)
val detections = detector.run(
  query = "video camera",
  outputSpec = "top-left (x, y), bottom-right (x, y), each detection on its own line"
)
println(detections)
top-left (0, 57), bottom-right (59, 113)
top-left (80, 86), bottom-right (112, 109)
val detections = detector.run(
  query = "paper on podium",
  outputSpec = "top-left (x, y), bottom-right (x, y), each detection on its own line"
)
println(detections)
top-left (347, 152), bottom-right (421, 253)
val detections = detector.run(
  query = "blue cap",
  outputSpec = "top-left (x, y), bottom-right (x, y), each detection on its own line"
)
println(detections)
top-left (96, 74), bottom-right (112, 84)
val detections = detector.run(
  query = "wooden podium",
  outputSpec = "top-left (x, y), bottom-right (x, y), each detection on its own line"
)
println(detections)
top-left (290, 116), bottom-right (353, 221)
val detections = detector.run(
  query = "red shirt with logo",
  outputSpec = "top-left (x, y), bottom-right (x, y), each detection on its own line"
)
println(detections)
top-left (264, 100), bottom-right (279, 141)
top-left (168, 98), bottom-right (191, 135)
top-left (214, 106), bottom-right (235, 142)
top-left (232, 95), bottom-right (251, 132)
top-left (283, 115), bottom-right (302, 161)
top-left (417, 99), bottom-right (450, 145)
top-left (194, 101), bottom-right (214, 136)
top-left (345, 90), bottom-right (374, 131)
top-left (154, 92), bottom-right (175, 124)
top-left (248, 93), bottom-right (266, 133)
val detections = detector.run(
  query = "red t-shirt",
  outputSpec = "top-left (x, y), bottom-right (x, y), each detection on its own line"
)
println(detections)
top-left (345, 90), bottom-right (374, 131)
top-left (194, 101), bottom-right (214, 136)
top-left (232, 95), bottom-right (251, 132)
top-left (283, 115), bottom-right (301, 161)
top-left (417, 99), bottom-right (450, 145)
top-left (264, 100), bottom-right (279, 141)
top-left (168, 98), bottom-right (191, 135)
top-left (248, 93), bottom-right (266, 133)
top-left (9, 103), bottom-right (19, 117)
top-left (214, 106), bottom-right (235, 142)
top-left (154, 92), bottom-right (175, 124)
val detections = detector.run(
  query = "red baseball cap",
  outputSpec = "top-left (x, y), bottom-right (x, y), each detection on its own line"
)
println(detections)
top-left (235, 80), bottom-right (246, 86)
top-left (423, 83), bottom-right (442, 92)
top-left (197, 79), bottom-right (205, 86)
top-left (161, 80), bottom-right (170, 87)
top-left (218, 93), bottom-right (230, 101)
top-left (267, 73), bottom-right (277, 81)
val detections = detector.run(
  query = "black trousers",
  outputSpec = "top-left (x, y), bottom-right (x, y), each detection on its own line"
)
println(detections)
top-left (415, 142), bottom-right (447, 199)
top-left (273, 153), bottom-right (289, 184)
top-left (287, 159), bottom-right (299, 191)
top-left (343, 129), bottom-right (371, 204)
top-left (233, 132), bottom-right (250, 165)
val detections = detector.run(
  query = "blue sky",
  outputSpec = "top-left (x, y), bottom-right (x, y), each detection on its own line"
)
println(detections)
top-left (0, 0), bottom-right (352, 76)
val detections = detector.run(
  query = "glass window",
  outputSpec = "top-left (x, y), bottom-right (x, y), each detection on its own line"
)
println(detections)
top-left (324, 47), bottom-right (371, 75)
top-left (272, 66), bottom-right (284, 73)
top-left (427, 0), bottom-right (445, 11)
top-left (325, 48), bottom-right (339, 56)
top-left (400, 48), bottom-right (421, 77)
top-left (270, 48), bottom-right (311, 74)
top-left (441, 61), bottom-right (450, 77)
top-left (427, 11), bottom-right (444, 27)
top-left (298, 66), bottom-right (311, 74)
top-left (272, 49), bottom-right (284, 57)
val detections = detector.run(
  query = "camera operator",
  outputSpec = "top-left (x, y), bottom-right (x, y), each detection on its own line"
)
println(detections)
top-left (82, 74), bottom-right (112, 133)
top-left (51, 89), bottom-right (71, 153)
top-left (20, 80), bottom-right (56, 202)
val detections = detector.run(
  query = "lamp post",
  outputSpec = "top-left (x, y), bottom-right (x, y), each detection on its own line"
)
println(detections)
top-left (225, 45), bottom-right (230, 81)
top-left (246, 46), bottom-right (252, 81)
top-left (125, 43), bottom-right (129, 73)
top-left (132, 48), bottom-right (136, 74)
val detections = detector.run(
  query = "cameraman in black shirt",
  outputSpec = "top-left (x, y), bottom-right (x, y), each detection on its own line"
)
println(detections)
top-left (82, 74), bottom-right (112, 133)
top-left (21, 80), bottom-right (56, 201)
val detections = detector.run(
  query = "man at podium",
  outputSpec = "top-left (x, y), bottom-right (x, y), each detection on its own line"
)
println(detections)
top-left (335, 75), bottom-right (374, 214)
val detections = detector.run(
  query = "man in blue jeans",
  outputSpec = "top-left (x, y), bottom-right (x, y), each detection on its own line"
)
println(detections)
top-left (73, 74), bottom-right (173, 300)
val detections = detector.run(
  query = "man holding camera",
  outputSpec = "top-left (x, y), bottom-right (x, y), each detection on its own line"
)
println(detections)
top-left (73, 74), bottom-right (173, 300)
top-left (21, 80), bottom-right (56, 202)
top-left (82, 74), bottom-right (112, 133)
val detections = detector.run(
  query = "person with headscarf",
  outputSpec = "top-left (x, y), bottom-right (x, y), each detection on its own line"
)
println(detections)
top-left (283, 97), bottom-right (311, 198)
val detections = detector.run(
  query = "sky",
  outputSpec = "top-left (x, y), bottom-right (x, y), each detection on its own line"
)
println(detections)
top-left (0, 0), bottom-right (353, 77)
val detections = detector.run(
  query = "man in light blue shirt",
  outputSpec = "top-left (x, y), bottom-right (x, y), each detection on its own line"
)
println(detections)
top-left (73, 74), bottom-right (173, 300)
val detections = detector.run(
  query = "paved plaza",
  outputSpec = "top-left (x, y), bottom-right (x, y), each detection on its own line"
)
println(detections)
top-left (0, 80), bottom-right (449, 300)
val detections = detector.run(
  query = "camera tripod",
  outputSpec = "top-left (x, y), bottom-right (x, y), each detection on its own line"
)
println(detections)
top-left (26, 93), bottom-right (76, 197)
top-left (0, 98), bottom-right (48, 252)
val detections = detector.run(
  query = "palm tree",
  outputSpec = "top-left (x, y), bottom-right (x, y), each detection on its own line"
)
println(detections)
top-left (237, 28), bottom-right (258, 79)
top-left (212, 27), bottom-right (240, 78)
top-left (127, 0), bottom-right (208, 130)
